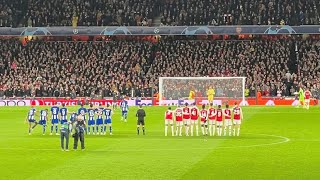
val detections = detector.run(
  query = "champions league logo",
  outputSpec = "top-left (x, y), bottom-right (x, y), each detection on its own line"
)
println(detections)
top-left (100, 27), bottom-right (132, 35)
top-left (264, 25), bottom-right (296, 34)
top-left (73, 29), bottom-right (78, 34)
top-left (181, 26), bottom-right (213, 35)
top-left (20, 27), bottom-right (52, 36)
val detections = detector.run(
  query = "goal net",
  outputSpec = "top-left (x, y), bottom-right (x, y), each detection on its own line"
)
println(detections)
top-left (158, 77), bottom-right (246, 106)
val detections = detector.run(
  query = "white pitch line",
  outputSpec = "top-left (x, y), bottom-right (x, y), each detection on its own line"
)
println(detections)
top-left (0, 133), bottom-right (290, 152)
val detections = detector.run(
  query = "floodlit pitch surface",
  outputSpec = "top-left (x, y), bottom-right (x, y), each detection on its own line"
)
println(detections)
top-left (0, 106), bottom-right (319, 180)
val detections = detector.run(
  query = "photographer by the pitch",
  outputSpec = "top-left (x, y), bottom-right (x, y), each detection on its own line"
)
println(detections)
top-left (136, 105), bottom-right (146, 135)
top-left (73, 115), bottom-right (86, 150)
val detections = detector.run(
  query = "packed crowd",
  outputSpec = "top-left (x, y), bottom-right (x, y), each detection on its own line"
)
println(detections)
top-left (147, 39), bottom-right (296, 97)
top-left (298, 38), bottom-right (320, 99)
top-left (160, 0), bottom-right (320, 26)
top-left (0, 39), bottom-right (154, 98)
top-left (0, 0), bottom-right (319, 27)
top-left (0, 37), bottom-right (319, 98)
top-left (24, 0), bottom-right (156, 27)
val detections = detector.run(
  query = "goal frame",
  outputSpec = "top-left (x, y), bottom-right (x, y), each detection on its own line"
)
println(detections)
top-left (158, 77), bottom-right (246, 105)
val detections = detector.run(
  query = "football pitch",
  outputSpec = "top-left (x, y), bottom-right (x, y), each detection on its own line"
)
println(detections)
top-left (0, 106), bottom-right (319, 180)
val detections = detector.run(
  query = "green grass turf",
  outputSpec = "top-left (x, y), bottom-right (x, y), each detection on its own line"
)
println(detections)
top-left (0, 106), bottom-right (320, 180)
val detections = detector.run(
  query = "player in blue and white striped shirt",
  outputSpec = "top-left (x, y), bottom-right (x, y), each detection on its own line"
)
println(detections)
top-left (39, 109), bottom-right (48, 135)
top-left (50, 103), bottom-right (60, 135)
top-left (95, 104), bottom-right (104, 135)
top-left (25, 106), bottom-right (37, 135)
top-left (87, 104), bottom-right (96, 135)
top-left (120, 100), bottom-right (129, 122)
top-left (59, 103), bottom-right (68, 125)
top-left (104, 104), bottom-right (113, 135)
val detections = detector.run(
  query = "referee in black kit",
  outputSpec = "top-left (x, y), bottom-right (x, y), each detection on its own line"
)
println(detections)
top-left (136, 105), bottom-right (146, 135)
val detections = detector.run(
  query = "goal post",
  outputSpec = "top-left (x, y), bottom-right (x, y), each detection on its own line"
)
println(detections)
top-left (158, 77), bottom-right (246, 106)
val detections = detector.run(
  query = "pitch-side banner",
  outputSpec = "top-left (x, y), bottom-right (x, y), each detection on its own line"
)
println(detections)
top-left (0, 100), bottom-right (31, 106)
top-left (30, 99), bottom-right (153, 106)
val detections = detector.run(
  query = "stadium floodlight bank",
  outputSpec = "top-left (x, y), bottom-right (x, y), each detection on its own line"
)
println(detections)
top-left (159, 77), bottom-right (246, 106)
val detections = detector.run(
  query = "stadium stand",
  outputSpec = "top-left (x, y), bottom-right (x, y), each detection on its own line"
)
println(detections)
top-left (0, 0), bottom-right (319, 27)
top-left (160, 0), bottom-right (320, 26)
top-left (0, 36), bottom-right (319, 98)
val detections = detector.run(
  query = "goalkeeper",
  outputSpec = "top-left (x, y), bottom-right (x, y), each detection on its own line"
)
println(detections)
top-left (207, 86), bottom-right (215, 104)
top-left (188, 89), bottom-right (195, 100)
top-left (299, 86), bottom-right (304, 107)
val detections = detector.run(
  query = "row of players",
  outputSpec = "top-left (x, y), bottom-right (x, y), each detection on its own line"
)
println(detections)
top-left (25, 101), bottom-right (129, 135)
top-left (164, 103), bottom-right (243, 136)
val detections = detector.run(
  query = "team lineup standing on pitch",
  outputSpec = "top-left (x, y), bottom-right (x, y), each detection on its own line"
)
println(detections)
top-left (25, 99), bottom-right (130, 136)
top-left (164, 102), bottom-right (243, 137)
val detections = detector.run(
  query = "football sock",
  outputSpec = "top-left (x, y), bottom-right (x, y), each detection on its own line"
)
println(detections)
top-left (165, 126), bottom-right (168, 136)
top-left (43, 125), bottom-right (46, 134)
top-left (109, 126), bottom-right (112, 133)
top-left (104, 126), bottom-right (107, 133)
top-left (228, 126), bottom-right (232, 136)
top-left (201, 126), bottom-right (204, 135)
top-left (175, 127), bottom-right (178, 136)
top-left (55, 125), bottom-right (58, 133)
top-left (51, 125), bottom-right (53, 133)
top-left (101, 126), bottom-right (103, 133)
top-left (88, 127), bottom-right (90, 133)
top-left (224, 127), bottom-right (227, 136)
top-left (28, 128), bottom-right (31, 134)
top-left (137, 127), bottom-right (140, 135)
top-left (171, 126), bottom-right (174, 136)
top-left (209, 125), bottom-right (212, 136)
top-left (196, 125), bottom-right (199, 136)
top-left (96, 126), bottom-right (99, 132)
top-left (92, 126), bottom-right (95, 133)
top-left (179, 126), bottom-right (182, 136)
top-left (237, 128), bottom-right (240, 136)
top-left (212, 126), bottom-right (216, 136)
top-left (186, 126), bottom-right (189, 135)
top-left (233, 128), bottom-right (236, 136)
top-left (190, 125), bottom-right (194, 136)
top-left (142, 127), bottom-right (145, 135)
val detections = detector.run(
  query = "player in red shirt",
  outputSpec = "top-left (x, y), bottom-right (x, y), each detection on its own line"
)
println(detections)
top-left (207, 103), bottom-right (216, 136)
top-left (233, 102), bottom-right (243, 136)
top-left (190, 103), bottom-right (199, 136)
top-left (216, 105), bottom-right (223, 136)
top-left (200, 105), bottom-right (208, 136)
top-left (175, 106), bottom-right (183, 136)
top-left (304, 88), bottom-right (312, 110)
top-left (223, 104), bottom-right (232, 136)
top-left (182, 103), bottom-right (191, 136)
top-left (164, 107), bottom-right (174, 136)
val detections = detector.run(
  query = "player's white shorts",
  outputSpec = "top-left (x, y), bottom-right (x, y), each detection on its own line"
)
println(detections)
top-left (176, 121), bottom-right (183, 126)
top-left (183, 119), bottom-right (190, 125)
top-left (216, 121), bottom-right (223, 126)
top-left (305, 99), bottom-right (310, 103)
top-left (224, 119), bottom-right (232, 126)
top-left (190, 120), bottom-right (198, 125)
top-left (200, 121), bottom-right (207, 125)
top-left (208, 120), bottom-right (216, 125)
top-left (233, 120), bottom-right (241, 125)
top-left (165, 119), bottom-right (173, 125)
